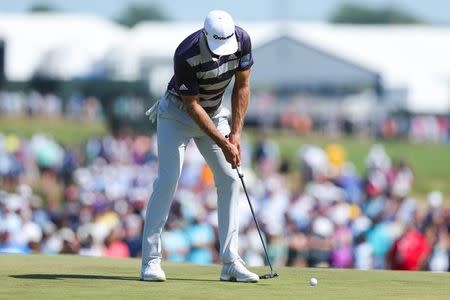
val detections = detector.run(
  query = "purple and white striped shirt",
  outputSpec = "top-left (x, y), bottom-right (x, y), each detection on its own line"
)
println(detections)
top-left (167, 26), bottom-right (253, 114)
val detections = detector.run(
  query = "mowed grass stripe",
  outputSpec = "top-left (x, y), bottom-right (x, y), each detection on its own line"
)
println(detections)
top-left (1, 255), bottom-right (449, 300)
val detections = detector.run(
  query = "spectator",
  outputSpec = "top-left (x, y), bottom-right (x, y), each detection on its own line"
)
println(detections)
top-left (386, 226), bottom-right (431, 271)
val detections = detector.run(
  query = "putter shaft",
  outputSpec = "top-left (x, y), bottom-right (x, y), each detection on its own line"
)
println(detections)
top-left (236, 166), bottom-right (278, 279)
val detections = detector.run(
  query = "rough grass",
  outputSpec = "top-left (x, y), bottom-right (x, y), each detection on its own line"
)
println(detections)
top-left (1, 255), bottom-right (450, 300)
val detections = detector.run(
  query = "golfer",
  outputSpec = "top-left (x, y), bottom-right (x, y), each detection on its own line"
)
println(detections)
top-left (141, 10), bottom-right (259, 282)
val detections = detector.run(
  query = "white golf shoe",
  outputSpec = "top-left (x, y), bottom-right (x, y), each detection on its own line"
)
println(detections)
top-left (220, 259), bottom-right (259, 283)
top-left (141, 258), bottom-right (166, 282)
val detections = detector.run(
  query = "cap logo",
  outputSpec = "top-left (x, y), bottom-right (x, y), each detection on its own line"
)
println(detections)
top-left (204, 29), bottom-right (234, 41)
top-left (212, 32), bottom-right (234, 40)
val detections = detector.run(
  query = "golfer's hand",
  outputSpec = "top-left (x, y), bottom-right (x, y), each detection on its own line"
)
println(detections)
top-left (221, 140), bottom-right (240, 168)
top-left (227, 133), bottom-right (241, 157)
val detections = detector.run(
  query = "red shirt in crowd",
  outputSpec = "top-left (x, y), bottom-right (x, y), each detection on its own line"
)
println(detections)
top-left (387, 228), bottom-right (431, 271)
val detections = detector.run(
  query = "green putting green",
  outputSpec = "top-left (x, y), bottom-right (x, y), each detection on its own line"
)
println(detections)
top-left (1, 255), bottom-right (449, 300)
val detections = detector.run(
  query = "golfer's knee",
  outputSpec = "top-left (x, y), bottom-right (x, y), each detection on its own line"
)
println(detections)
top-left (216, 171), bottom-right (238, 190)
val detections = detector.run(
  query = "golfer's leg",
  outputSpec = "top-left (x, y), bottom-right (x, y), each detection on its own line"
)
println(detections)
top-left (194, 125), bottom-right (240, 264)
top-left (141, 117), bottom-right (189, 268)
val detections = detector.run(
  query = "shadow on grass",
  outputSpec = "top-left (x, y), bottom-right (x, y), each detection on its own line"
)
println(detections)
top-left (10, 274), bottom-right (138, 281)
top-left (167, 277), bottom-right (219, 282)
top-left (10, 274), bottom-right (219, 283)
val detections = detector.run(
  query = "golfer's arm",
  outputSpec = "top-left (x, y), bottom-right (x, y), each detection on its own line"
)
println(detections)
top-left (230, 69), bottom-right (251, 137)
top-left (181, 94), bottom-right (228, 148)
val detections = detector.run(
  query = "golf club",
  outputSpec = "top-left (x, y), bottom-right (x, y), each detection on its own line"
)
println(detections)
top-left (235, 165), bottom-right (279, 279)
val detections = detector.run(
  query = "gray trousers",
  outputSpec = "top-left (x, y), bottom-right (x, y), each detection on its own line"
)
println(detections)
top-left (141, 93), bottom-right (241, 269)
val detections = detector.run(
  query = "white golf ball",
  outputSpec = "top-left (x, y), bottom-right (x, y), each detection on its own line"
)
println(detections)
top-left (309, 277), bottom-right (318, 286)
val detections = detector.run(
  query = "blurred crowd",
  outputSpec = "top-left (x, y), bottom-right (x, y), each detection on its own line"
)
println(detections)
top-left (379, 115), bottom-right (449, 143)
top-left (248, 92), bottom-right (450, 143)
top-left (2, 89), bottom-right (450, 143)
top-left (0, 90), bottom-right (102, 121)
top-left (0, 131), bottom-right (449, 272)
top-left (0, 89), bottom-right (148, 122)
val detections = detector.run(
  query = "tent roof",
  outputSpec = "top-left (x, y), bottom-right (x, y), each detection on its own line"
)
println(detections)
top-left (282, 23), bottom-right (450, 113)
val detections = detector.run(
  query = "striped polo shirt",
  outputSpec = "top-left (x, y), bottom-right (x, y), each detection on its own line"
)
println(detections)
top-left (167, 26), bottom-right (253, 114)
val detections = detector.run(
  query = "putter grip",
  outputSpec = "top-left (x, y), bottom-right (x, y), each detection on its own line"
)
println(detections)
top-left (236, 165), bottom-right (244, 178)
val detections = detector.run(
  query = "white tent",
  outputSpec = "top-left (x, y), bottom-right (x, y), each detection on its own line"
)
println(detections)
top-left (108, 21), bottom-right (450, 114)
top-left (1, 14), bottom-right (449, 114)
top-left (0, 13), bottom-right (126, 80)
top-left (284, 23), bottom-right (450, 114)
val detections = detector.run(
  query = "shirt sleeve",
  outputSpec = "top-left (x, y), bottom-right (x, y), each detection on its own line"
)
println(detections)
top-left (174, 52), bottom-right (199, 96)
top-left (238, 29), bottom-right (254, 71)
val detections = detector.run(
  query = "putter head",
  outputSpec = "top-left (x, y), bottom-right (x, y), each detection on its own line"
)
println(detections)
top-left (259, 272), bottom-right (279, 279)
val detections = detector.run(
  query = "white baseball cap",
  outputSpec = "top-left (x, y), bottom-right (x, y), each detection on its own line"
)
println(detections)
top-left (203, 10), bottom-right (238, 56)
